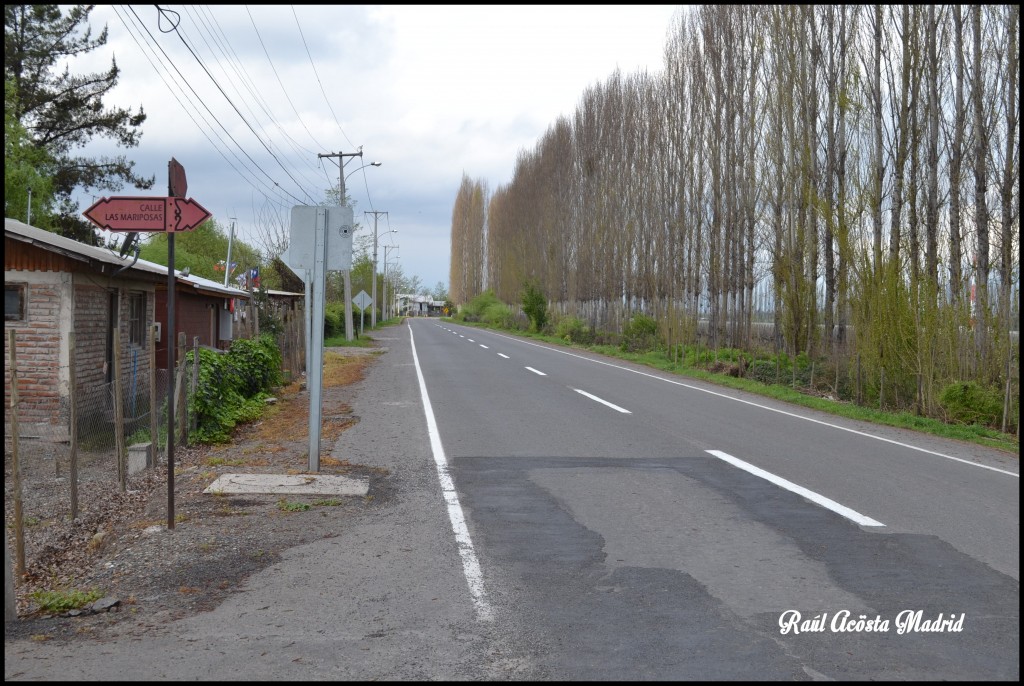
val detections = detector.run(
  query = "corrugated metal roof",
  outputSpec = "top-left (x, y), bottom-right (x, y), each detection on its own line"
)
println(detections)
top-left (183, 273), bottom-right (250, 299)
top-left (5, 217), bottom-right (248, 299)
top-left (6, 217), bottom-right (168, 277)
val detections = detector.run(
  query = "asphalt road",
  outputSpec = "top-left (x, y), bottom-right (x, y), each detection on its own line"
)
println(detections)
top-left (410, 318), bottom-right (1019, 680)
top-left (4, 318), bottom-right (1019, 680)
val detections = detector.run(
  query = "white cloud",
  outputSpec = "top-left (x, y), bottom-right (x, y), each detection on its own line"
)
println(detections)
top-left (62, 4), bottom-right (681, 290)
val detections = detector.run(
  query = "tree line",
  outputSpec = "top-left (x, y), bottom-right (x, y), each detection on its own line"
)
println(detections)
top-left (450, 5), bottom-right (1018, 423)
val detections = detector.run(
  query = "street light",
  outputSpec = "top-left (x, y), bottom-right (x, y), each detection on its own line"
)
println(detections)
top-left (344, 161), bottom-right (381, 190)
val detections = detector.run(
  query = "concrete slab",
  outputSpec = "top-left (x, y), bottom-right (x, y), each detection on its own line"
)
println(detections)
top-left (203, 473), bottom-right (368, 496)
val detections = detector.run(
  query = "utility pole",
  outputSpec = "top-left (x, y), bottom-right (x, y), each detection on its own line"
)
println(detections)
top-left (383, 244), bottom-right (399, 321)
top-left (223, 218), bottom-right (236, 287)
top-left (366, 210), bottom-right (388, 329)
top-left (318, 148), bottom-right (363, 341)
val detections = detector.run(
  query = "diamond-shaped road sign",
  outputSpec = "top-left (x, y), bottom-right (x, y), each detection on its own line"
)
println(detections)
top-left (353, 290), bottom-right (373, 310)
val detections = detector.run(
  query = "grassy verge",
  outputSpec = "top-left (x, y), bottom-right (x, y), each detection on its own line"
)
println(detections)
top-left (446, 319), bottom-right (1019, 455)
top-left (324, 316), bottom-right (404, 347)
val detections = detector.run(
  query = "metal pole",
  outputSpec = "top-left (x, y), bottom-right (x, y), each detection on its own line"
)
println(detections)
top-left (167, 232), bottom-right (176, 529)
top-left (366, 211), bottom-right (388, 329)
top-left (340, 160), bottom-right (354, 342)
top-left (308, 208), bottom-right (327, 472)
top-left (223, 219), bottom-right (235, 287)
top-left (372, 212), bottom-right (378, 329)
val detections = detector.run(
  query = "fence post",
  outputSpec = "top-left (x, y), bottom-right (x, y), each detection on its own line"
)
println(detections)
top-left (191, 336), bottom-right (199, 433)
top-left (150, 323), bottom-right (158, 465)
top-left (176, 331), bottom-right (187, 445)
top-left (8, 329), bottom-right (26, 576)
top-left (69, 332), bottom-right (79, 519)
top-left (114, 328), bottom-right (126, 491)
top-left (298, 301), bottom-right (306, 374)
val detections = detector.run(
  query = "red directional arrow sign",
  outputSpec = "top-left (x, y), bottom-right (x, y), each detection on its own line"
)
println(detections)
top-left (83, 196), bottom-right (211, 233)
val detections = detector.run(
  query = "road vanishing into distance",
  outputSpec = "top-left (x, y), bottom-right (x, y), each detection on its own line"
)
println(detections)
top-left (5, 318), bottom-right (1018, 680)
top-left (408, 318), bottom-right (1019, 680)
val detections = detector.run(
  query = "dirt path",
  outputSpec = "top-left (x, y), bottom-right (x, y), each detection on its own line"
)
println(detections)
top-left (4, 345), bottom-right (385, 640)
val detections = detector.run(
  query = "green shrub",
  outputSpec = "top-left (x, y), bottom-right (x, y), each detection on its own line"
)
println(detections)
top-left (521, 282), bottom-right (548, 332)
top-left (187, 334), bottom-right (282, 444)
top-left (747, 359), bottom-right (781, 385)
top-left (460, 290), bottom-right (502, 322)
top-left (555, 316), bottom-right (593, 344)
top-left (620, 313), bottom-right (659, 353)
top-left (939, 381), bottom-right (1003, 427)
top-left (323, 307), bottom-right (341, 338)
top-left (481, 301), bottom-right (514, 328)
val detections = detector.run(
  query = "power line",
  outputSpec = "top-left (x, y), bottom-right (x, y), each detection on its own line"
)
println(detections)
top-left (154, 6), bottom-right (317, 204)
top-left (293, 6), bottom-right (356, 150)
top-left (114, 6), bottom-right (301, 212)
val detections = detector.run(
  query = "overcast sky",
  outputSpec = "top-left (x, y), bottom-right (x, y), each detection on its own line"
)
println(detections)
top-left (68, 5), bottom-right (683, 292)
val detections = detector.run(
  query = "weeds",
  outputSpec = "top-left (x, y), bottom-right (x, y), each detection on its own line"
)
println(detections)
top-left (31, 588), bottom-right (103, 614)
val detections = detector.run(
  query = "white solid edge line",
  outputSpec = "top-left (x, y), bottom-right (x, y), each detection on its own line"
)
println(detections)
top-left (478, 330), bottom-right (1018, 478)
top-left (574, 388), bottom-right (631, 414)
top-left (524, 366), bottom-right (547, 376)
top-left (408, 323), bottom-right (494, 622)
top-left (706, 450), bottom-right (885, 527)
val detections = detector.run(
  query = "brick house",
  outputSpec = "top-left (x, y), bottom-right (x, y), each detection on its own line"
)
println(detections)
top-left (154, 272), bottom-right (249, 369)
top-left (4, 218), bottom-right (248, 436)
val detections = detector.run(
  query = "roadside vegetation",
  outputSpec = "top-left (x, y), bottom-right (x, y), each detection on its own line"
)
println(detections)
top-left (449, 290), bottom-right (1018, 454)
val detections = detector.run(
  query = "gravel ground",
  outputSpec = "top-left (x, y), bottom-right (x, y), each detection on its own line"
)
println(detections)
top-left (4, 346), bottom-right (385, 643)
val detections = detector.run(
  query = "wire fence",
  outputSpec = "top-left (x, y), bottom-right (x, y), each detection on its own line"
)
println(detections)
top-left (4, 327), bottom-right (198, 578)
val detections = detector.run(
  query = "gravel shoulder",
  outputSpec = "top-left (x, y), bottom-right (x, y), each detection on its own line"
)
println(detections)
top-left (4, 343), bottom-right (386, 643)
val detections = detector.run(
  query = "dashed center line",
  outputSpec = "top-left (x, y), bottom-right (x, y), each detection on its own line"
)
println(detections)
top-left (468, 339), bottom-right (475, 343)
top-left (497, 353), bottom-right (510, 359)
top-left (525, 367), bottom-right (546, 376)
top-left (573, 388), bottom-right (631, 414)
top-left (479, 344), bottom-right (489, 349)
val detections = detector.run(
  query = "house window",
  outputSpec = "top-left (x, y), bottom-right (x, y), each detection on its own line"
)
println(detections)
top-left (128, 292), bottom-right (146, 346)
top-left (5, 284), bottom-right (26, 321)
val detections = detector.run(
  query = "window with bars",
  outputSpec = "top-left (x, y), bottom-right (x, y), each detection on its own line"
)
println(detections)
top-left (128, 291), bottom-right (146, 346)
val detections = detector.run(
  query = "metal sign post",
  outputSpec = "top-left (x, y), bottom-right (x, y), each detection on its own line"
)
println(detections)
top-left (308, 209), bottom-right (327, 472)
top-left (354, 290), bottom-right (373, 337)
top-left (83, 158), bottom-right (206, 530)
top-left (286, 205), bottom-right (353, 473)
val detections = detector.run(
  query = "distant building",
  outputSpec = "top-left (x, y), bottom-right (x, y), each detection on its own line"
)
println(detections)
top-left (395, 293), bottom-right (445, 316)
